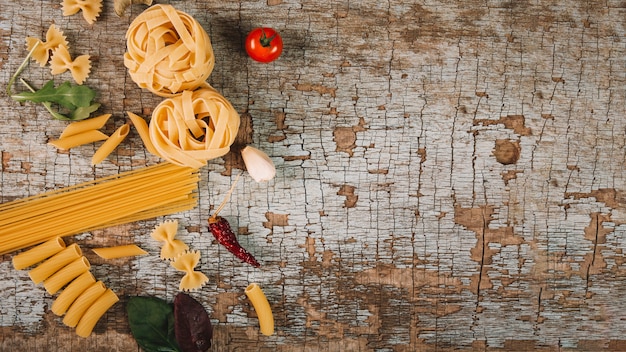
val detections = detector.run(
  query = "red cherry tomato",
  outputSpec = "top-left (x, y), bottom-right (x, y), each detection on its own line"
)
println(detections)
top-left (245, 27), bottom-right (283, 63)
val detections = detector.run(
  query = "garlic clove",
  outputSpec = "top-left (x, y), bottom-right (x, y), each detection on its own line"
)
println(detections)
top-left (241, 146), bottom-right (276, 182)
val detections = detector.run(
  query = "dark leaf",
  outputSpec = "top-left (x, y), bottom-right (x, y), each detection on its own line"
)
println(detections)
top-left (174, 293), bottom-right (213, 352)
top-left (127, 296), bottom-right (182, 352)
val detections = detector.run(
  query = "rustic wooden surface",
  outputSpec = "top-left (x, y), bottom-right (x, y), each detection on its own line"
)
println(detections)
top-left (1, 0), bottom-right (626, 351)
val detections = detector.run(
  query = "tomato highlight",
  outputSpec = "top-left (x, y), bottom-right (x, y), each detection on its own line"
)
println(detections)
top-left (245, 27), bottom-right (283, 63)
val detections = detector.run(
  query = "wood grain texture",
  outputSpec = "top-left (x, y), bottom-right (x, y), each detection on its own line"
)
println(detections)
top-left (1, 0), bottom-right (626, 351)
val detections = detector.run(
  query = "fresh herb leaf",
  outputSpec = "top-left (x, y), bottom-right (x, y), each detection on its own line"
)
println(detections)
top-left (174, 293), bottom-right (213, 352)
top-left (70, 103), bottom-right (101, 121)
top-left (127, 296), bottom-right (182, 352)
top-left (12, 80), bottom-right (96, 109)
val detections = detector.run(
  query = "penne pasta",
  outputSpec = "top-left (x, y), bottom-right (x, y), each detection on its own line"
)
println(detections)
top-left (245, 283), bottom-right (274, 336)
top-left (48, 130), bottom-right (109, 150)
top-left (43, 256), bottom-right (91, 295)
top-left (92, 244), bottom-right (147, 259)
top-left (51, 271), bottom-right (96, 316)
top-left (59, 114), bottom-right (111, 139)
top-left (127, 112), bottom-right (159, 156)
top-left (12, 237), bottom-right (66, 270)
top-left (91, 123), bottom-right (130, 165)
top-left (63, 281), bottom-right (107, 328)
top-left (75, 288), bottom-right (119, 338)
top-left (29, 244), bottom-right (82, 284)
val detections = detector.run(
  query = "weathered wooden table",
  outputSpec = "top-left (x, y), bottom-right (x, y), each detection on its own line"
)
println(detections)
top-left (1, 1), bottom-right (625, 351)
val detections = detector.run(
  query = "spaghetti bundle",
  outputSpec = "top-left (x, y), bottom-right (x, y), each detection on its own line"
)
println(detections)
top-left (0, 162), bottom-right (199, 255)
top-left (124, 4), bottom-right (215, 97)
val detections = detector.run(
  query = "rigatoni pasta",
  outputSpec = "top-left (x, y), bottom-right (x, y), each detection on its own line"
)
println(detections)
top-left (12, 237), bottom-right (66, 270)
top-left (75, 288), bottom-right (119, 337)
top-left (43, 256), bottom-right (91, 295)
top-left (29, 244), bottom-right (82, 284)
top-left (245, 283), bottom-right (275, 336)
top-left (92, 244), bottom-right (147, 259)
top-left (51, 271), bottom-right (96, 316)
top-left (63, 281), bottom-right (107, 328)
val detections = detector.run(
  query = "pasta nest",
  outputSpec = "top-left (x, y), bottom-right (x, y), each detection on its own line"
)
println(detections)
top-left (150, 87), bottom-right (240, 169)
top-left (123, 4), bottom-right (215, 97)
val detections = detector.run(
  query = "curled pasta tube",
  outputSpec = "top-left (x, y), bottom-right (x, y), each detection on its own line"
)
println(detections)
top-left (149, 87), bottom-right (240, 168)
top-left (245, 283), bottom-right (274, 336)
top-left (12, 237), bottom-right (66, 270)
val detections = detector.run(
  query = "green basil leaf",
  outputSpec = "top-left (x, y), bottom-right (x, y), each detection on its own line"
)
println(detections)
top-left (11, 80), bottom-right (96, 109)
top-left (127, 296), bottom-right (182, 352)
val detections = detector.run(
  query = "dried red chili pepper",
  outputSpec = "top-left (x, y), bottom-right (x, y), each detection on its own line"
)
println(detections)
top-left (208, 215), bottom-right (260, 268)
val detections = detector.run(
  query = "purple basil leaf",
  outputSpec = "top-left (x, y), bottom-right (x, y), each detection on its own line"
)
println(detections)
top-left (174, 292), bottom-right (213, 352)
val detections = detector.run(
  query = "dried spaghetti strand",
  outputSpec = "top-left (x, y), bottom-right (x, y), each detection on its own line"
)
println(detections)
top-left (0, 163), bottom-right (199, 255)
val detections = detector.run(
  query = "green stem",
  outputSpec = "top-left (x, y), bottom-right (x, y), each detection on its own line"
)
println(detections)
top-left (259, 29), bottom-right (277, 47)
top-left (19, 78), bottom-right (64, 119)
top-left (7, 42), bottom-right (40, 96)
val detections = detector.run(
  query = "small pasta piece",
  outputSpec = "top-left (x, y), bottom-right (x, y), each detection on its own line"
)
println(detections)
top-left (12, 237), bottom-right (66, 270)
top-left (43, 256), bottom-right (91, 295)
top-left (61, 0), bottom-right (103, 24)
top-left (25, 24), bottom-right (68, 66)
top-left (170, 250), bottom-right (208, 291)
top-left (51, 271), bottom-right (96, 316)
top-left (91, 123), bottom-right (130, 165)
top-left (63, 281), bottom-right (107, 328)
top-left (75, 288), bottom-right (119, 338)
top-left (126, 112), bottom-right (159, 156)
top-left (245, 283), bottom-right (274, 336)
top-left (29, 243), bottom-right (82, 284)
top-left (59, 114), bottom-right (111, 139)
top-left (48, 130), bottom-right (109, 150)
top-left (92, 244), bottom-right (148, 259)
top-left (150, 220), bottom-right (188, 260)
top-left (50, 45), bottom-right (91, 85)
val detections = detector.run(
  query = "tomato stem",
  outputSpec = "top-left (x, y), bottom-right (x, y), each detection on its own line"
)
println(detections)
top-left (259, 29), bottom-right (277, 48)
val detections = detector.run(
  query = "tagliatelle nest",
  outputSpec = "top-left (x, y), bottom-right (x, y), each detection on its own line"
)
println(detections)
top-left (149, 87), bottom-right (240, 169)
top-left (123, 4), bottom-right (215, 97)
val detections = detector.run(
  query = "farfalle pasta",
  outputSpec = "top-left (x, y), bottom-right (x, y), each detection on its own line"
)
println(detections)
top-left (25, 24), bottom-right (68, 66)
top-left (150, 220), bottom-right (189, 260)
top-left (124, 4), bottom-right (215, 97)
top-left (61, 0), bottom-right (103, 25)
top-left (170, 250), bottom-right (208, 291)
top-left (148, 87), bottom-right (240, 169)
top-left (50, 45), bottom-right (92, 85)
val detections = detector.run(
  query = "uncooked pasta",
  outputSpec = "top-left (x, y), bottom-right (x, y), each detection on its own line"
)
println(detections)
top-left (0, 162), bottom-right (199, 255)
